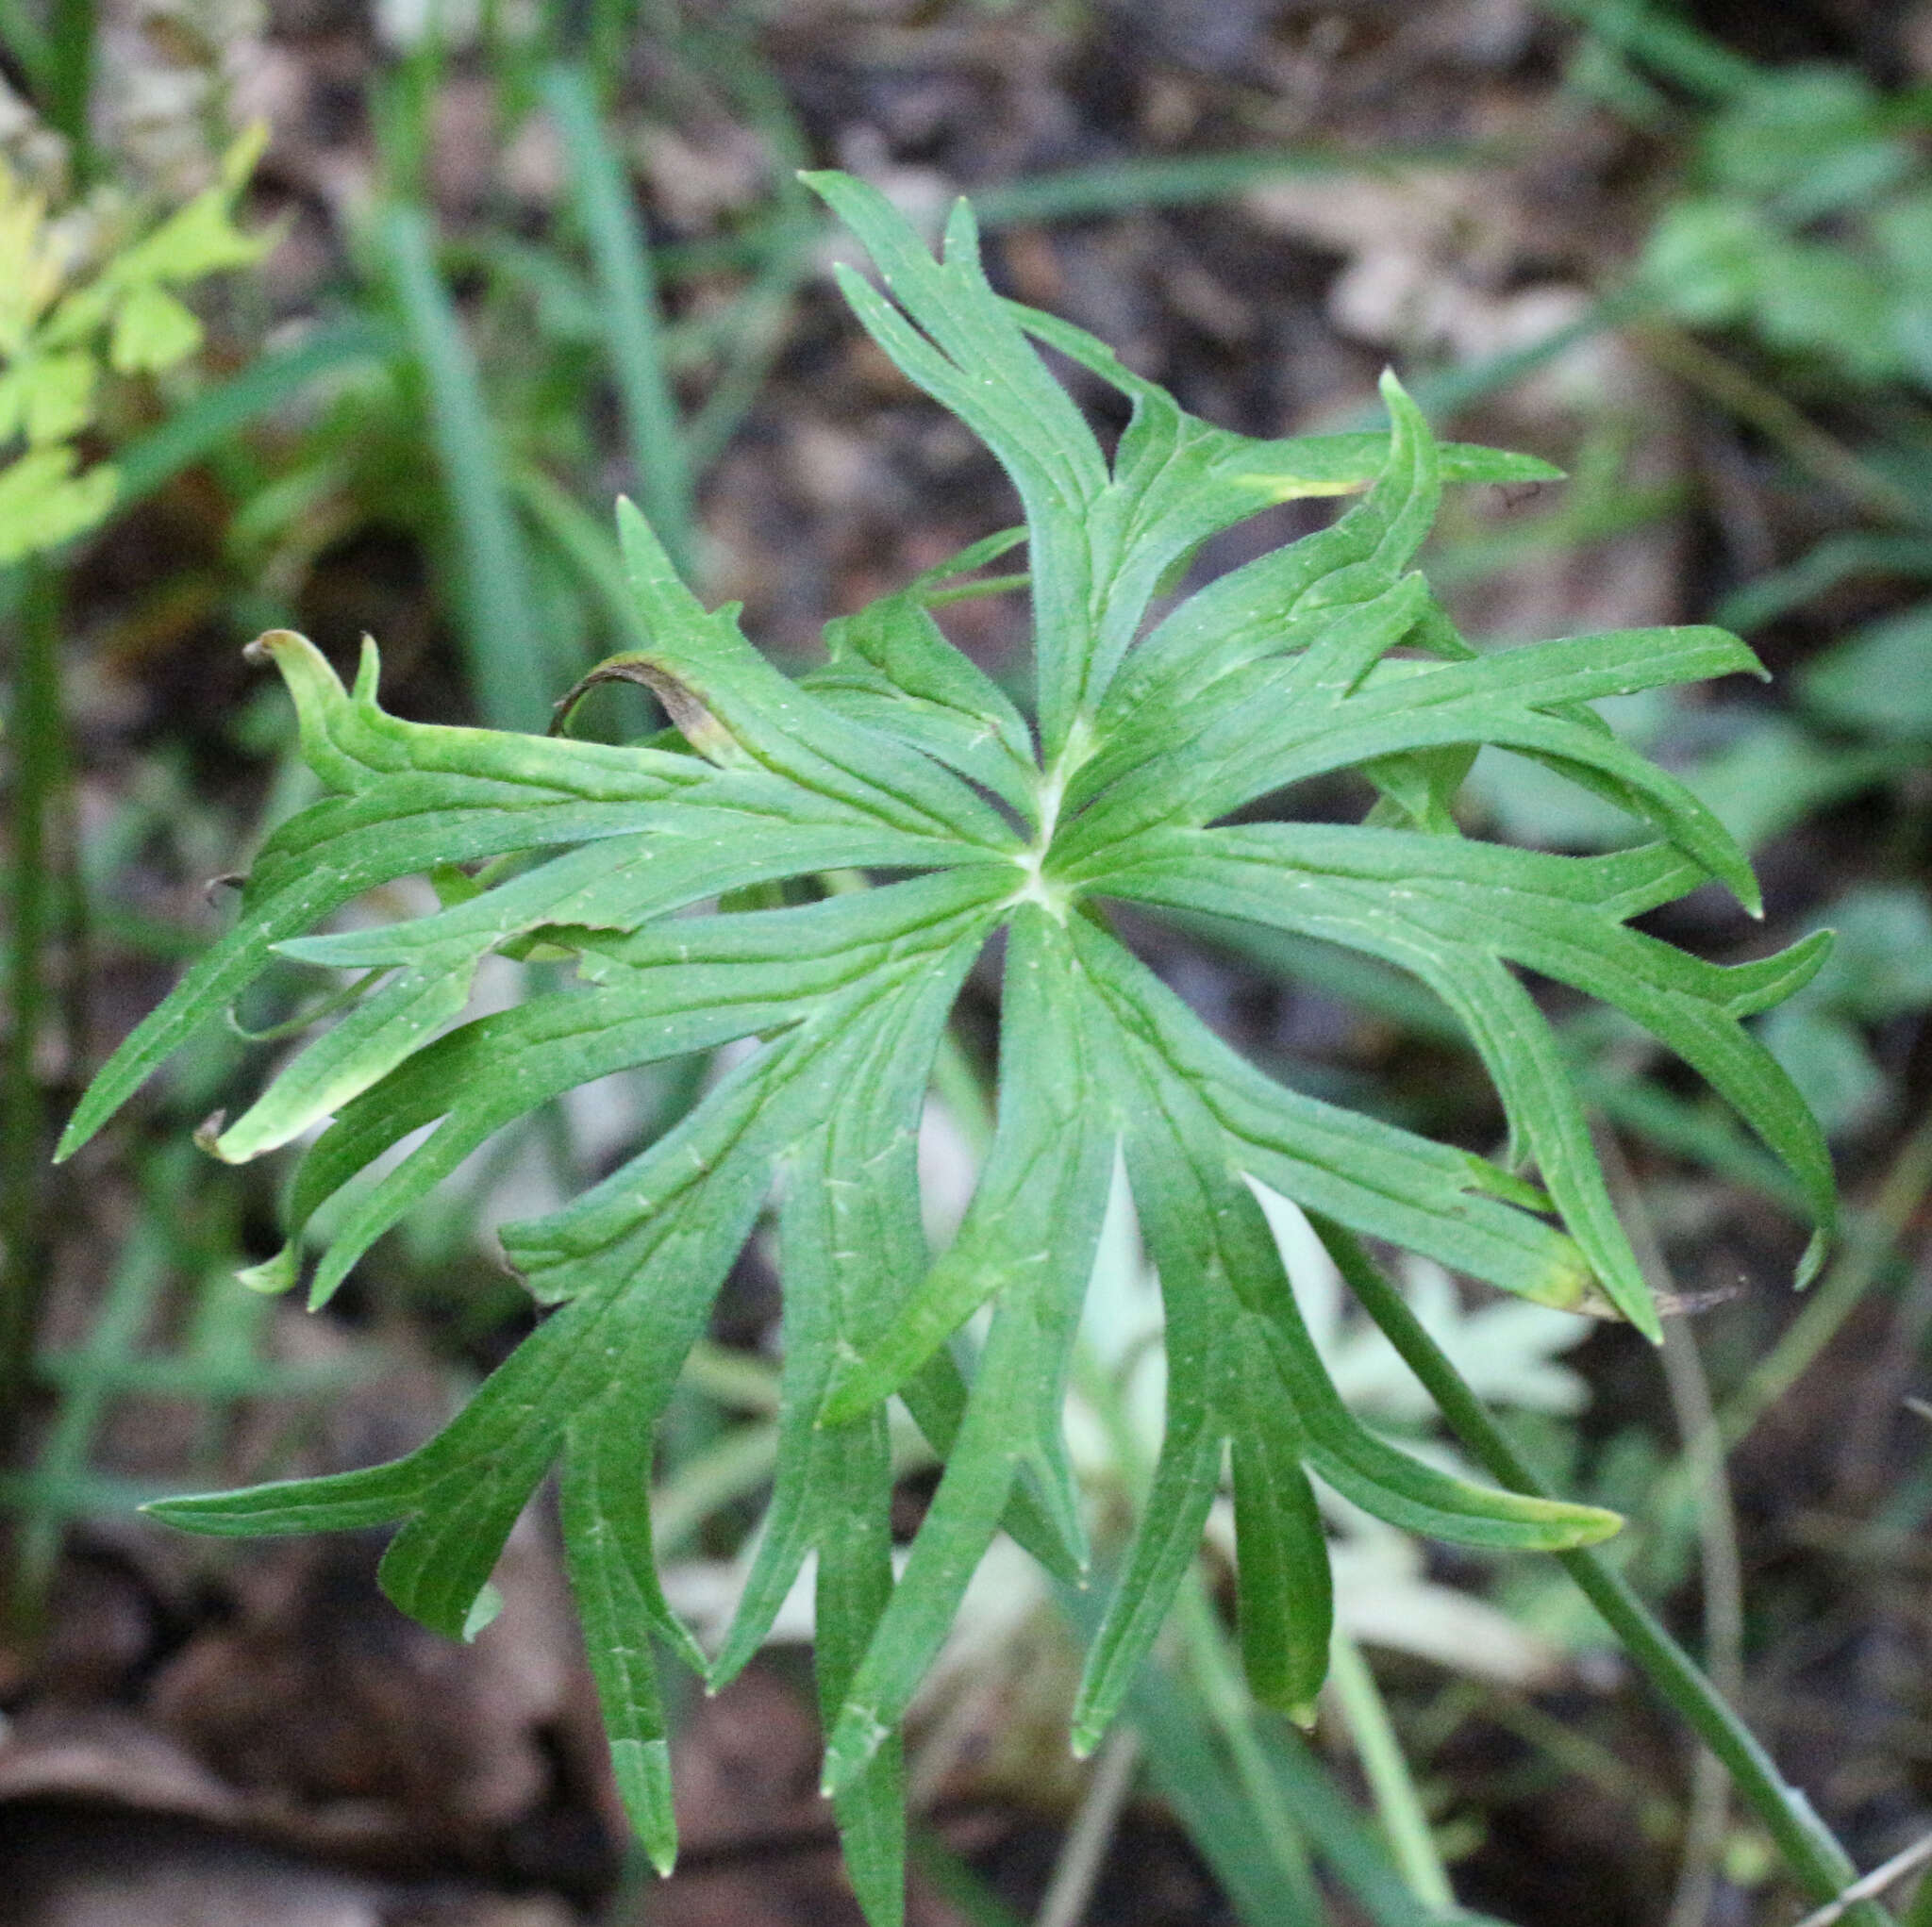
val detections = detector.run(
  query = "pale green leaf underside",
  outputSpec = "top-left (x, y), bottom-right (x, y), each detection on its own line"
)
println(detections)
top-left (78, 171), bottom-right (1835, 1926)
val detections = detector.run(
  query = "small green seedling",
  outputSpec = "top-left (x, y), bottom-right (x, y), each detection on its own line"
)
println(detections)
top-left (58, 172), bottom-right (1833, 1926)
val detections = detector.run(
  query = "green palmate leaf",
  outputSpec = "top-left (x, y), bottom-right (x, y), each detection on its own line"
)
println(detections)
top-left (72, 170), bottom-right (1838, 1925)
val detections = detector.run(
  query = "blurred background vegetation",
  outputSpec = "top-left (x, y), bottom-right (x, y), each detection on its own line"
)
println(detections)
top-left (4, 2), bottom-right (1932, 1924)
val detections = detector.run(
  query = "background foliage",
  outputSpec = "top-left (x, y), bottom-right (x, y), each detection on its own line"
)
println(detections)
top-left (4, 5), bottom-right (1932, 1927)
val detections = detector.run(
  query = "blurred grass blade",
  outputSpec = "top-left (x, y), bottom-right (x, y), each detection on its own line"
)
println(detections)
top-left (1713, 533), bottom-right (1932, 633)
top-left (1257, 1720), bottom-right (1500, 1927)
top-left (112, 320), bottom-right (391, 511)
top-left (512, 461), bottom-right (646, 649)
top-left (379, 204), bottom-right (553, 731)
top-left (0, 0), bottom-right (51, 102)
top-left (668, 32), bottom-right (817, 473)
top-left (12, 1188), bottom-right (172, 1597)
top-left (1322, 288), bottom-right (1645, 430)
top-left (1541, 0), bottom-right (1756, 100)
top-left (682, 221), bottom-right (817, 474)
top-left (971, 147), bottom-right (1421, 227)
top-left (907, 1831), bottom-right (1027, 1927)
top-left (1110, 1648), bottom-right (1323, 1927)
top-left (45, 0), bottom-right (95, 170)
top-left (0, 565), bottom-right (61, 1514)
top-left (1085, 1570), bottom-right (1491, 1927)
top-left (542, 62), bottom-right (696, 577)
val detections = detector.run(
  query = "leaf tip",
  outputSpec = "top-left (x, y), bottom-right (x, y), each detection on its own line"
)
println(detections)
top-left (307, 1265), bottom-right (350, 1313)
top-left (353, 635), bottom-right (382, 703)
top-left (1568, 1504), bottom-right (1624, 1547)
top-left (236, 1244), bottom-right (299, 1296)
top-left (1795, 1227), bottom-right (1830, 1291)
top-left (461, 1581), bottom-right (504, 1642)
top-left (140, 1494), bottom-right (209, 1532)
top-left (610, 1737), bottom-right (680, 1875)
top-left (242, 626), bottom-right (307, 669)
top-left (1375, 365), bottom-right (1423, 424)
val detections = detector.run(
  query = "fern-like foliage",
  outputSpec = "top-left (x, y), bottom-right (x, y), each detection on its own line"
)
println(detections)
top-left (59, 173), bottom-right (1834, 1925)
top-left (0, 126), bottom-right (272, 560)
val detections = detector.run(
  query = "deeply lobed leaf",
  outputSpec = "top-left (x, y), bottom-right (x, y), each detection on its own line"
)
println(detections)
top-left (74, 171), bottom-right (1836, 1926)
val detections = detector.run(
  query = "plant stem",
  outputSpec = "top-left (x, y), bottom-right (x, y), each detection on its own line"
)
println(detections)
top-left (1794, 1835), bottom-right (1932, 1927)
top-left (1597, 1127), bottom-right (1741, 1927)
top-left (1, 564), bottom-right (64, 1536)
top-left (1659, 1311), bottom-right (1738, 1927)
top-left (1034, 1724), bottom-right (1141, 1927)
top-left (1315, 1216), bottom-right (1893, 1927)
top-left (1326, 1631), bottom-right (1455, 1911)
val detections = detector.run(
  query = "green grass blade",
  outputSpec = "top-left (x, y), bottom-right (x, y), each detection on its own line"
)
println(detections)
top-left (110, 321), bottom-right (391, 511)
top-left (969, 147), bottom-right (1447, 227)
top-left (1116, 1653), bottom-right (1325, 1927)
top-left (44, 0), bottom-right (94, 171)
top-left (512, 461), bottom-right (648, 650)
top-left (378, 203), bottom-right (554, 731)
top-left (0, 0), bottom-right (50, 95)
top-left (541, 63), bottom-right (695, 576)
top-left (682, 219), bottom-right (818, 474)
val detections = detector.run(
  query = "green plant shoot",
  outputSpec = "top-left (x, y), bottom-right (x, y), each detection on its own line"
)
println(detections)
top-left (57, 171), bottom-right (1835, 1927)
